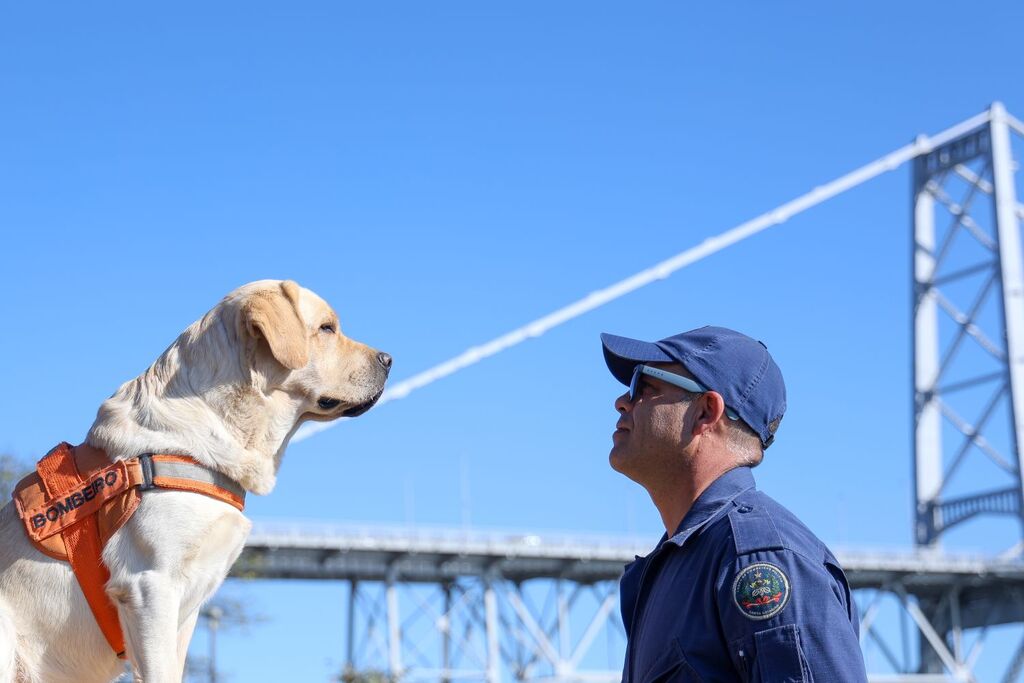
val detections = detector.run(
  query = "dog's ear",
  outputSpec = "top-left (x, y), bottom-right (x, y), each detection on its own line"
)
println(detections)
top-left (241, 280), bottom-right (309, 370)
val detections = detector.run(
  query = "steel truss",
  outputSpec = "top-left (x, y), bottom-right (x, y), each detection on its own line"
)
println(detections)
top-left (845, 550), bottom-right (1024, 682)
top-left (234, 523), bottom-right (1024, 682)
top-left (339, 576), bottom-right (622, 682)
top-left (913, 103), bottom-right (1024, 550)
top-left (236, 524), bottom-right (646, 682)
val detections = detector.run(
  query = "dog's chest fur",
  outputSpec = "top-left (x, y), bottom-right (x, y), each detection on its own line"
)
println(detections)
top-left (103, 491), bottom-right (252, 619)
top-left (0, 491), bottom-right (250, 683)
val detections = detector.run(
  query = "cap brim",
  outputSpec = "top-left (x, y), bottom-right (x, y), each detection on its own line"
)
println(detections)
top-left (601, 333), bottom-right (674, 386)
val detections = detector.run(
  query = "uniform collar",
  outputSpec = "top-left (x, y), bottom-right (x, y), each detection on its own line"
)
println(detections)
top-left (664, 466), bottom-right (756, 547)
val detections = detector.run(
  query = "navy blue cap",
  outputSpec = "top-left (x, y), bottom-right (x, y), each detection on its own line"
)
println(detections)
top-left (601, 326), bottom-right (786, 448)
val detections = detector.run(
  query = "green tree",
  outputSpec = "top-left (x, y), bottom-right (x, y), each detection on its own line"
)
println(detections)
top-left (0, 453), bottom-right (30, 500)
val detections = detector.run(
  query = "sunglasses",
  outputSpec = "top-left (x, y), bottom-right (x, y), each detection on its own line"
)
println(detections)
top-left (629, 364), bottom-right (740, 421)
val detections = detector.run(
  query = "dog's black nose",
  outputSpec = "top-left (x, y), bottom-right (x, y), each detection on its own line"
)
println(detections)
top-left (377, 352), bottom-right (393, 370)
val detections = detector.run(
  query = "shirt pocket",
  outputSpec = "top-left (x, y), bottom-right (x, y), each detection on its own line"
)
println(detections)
top-left (639, 638), bottom-right (704, 683)
top-left (753, 624), bottom-right (812, 683)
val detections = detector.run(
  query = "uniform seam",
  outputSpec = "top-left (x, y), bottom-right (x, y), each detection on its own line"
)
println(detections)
top-left (678, 337), bottom-right (720, 372)
top-left (736, 353), bottom-right (769, 409)
top-left (732, 542), bottom-right (827, 569)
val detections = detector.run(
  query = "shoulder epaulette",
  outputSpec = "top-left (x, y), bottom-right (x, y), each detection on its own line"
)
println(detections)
top-left (727, 496), bottom-right (784, 555)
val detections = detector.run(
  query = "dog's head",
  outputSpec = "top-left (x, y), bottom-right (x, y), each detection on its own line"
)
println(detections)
top-left (228, 279), bottom-right (391, 423)
top-left (89, 279), bottom-right (390, 495)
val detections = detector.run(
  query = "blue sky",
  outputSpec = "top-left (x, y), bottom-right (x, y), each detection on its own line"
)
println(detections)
top-left (2, 1), bottom-right (1024, 680)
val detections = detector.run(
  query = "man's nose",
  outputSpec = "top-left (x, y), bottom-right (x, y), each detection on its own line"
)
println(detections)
top-left (614, 391), bottom-right (632, 414)
top-left (377, 352), bottom-right (393, 371)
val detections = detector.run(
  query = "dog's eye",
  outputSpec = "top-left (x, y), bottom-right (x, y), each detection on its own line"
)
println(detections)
top-left (319, 323), bottom-right (336, 334)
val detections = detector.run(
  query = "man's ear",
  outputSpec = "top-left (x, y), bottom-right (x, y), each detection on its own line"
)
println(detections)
top-left (691, 392), bottom-right (727, 437)
top-left (241, 280), bottom-right (309, 370)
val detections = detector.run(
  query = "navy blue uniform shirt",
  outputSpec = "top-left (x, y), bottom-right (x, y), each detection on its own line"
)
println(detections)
top-left (620, 467), bottom-right (867, 682)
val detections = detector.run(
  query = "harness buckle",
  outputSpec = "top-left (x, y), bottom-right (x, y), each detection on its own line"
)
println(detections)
top-left (138, 453), bottom-right (156, 491)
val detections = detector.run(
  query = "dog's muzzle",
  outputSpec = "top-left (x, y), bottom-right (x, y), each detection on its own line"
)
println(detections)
top-left (342, 390), bottom-right (384, 417)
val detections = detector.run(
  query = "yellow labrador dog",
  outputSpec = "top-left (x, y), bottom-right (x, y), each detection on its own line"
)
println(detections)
top-left (0, 280), bottom-right (390, 682)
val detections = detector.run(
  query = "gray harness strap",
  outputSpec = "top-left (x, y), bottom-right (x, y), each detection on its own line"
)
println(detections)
top-left (136, 454), bottom-right (247, 504)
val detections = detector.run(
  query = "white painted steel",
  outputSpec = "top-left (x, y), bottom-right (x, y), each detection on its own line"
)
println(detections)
top-left (901, 588), bottom-right (972, 682)
top-left (914, 172), bottom-right (942, 547)
top-left (243, 521), bottom-right (1024, 576)
top-left (484, 574), bottom-right (501, 683)
top-left (566, 590), bottom-right (618, 671)
top-left (990, 104), bottom-right (1024, 539)
top-left (906, 102), bottom-right (1024, 552)
top-left (386, 567), bottom-right (403, 678)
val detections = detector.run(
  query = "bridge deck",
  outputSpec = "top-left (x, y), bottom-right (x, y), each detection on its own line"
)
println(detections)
top-left (235, 521), bottom-right (1024, 593)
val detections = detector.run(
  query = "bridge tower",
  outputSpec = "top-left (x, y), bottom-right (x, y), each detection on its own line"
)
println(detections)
top-left (910, 103), bottom-right (1024, 678)
top-left (913, 102), bottom-right (1024, 551)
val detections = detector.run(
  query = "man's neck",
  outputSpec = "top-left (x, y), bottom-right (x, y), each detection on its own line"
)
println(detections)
top-left (647, 457), bottom-right (736, 536)
top-left (648, 479), bottom-right (695, 537)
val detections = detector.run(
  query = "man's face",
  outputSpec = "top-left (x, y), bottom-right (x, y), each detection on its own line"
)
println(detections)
top-left (609, 362), bottom-right (697, 484)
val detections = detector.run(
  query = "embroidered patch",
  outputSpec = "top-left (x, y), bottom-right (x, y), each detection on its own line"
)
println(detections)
top-left (732, 562), bottom-right (790, 620)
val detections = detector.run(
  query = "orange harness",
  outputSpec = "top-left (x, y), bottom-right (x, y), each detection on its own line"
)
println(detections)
top-left (11, 442), bottom-right (246, 659)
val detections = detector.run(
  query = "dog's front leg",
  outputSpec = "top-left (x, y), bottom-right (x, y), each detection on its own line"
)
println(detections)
top-left (109, 571), bottom-right (185, 683)
top-left (175, 608), bottom-right (200, 679)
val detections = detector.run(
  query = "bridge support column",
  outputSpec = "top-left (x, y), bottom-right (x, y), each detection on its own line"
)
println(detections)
top-left (484, 571), bottom-right (501, 683)
top-left (386, 567), bottom-right (402, 680)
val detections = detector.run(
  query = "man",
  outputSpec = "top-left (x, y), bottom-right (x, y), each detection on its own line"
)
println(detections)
top-left (602, 326), bottom-right (866, 682)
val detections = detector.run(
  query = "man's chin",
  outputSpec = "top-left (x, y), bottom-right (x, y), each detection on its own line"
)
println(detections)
top-left (608, 447), bottom-right (630, 475)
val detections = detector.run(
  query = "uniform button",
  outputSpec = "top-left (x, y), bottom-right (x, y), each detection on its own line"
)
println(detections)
top-left (737, 504), bottom-right (753, 513)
